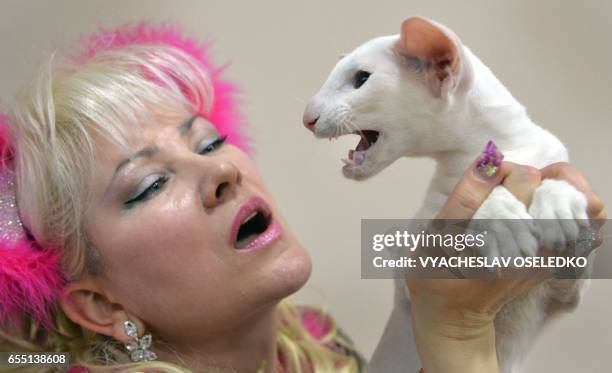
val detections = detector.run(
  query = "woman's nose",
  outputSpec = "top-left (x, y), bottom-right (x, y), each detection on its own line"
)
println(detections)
top-left (201, 160), bottom-right (241, 208)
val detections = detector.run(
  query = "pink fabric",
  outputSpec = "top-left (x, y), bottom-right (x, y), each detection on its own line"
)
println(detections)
top-left (301, 308), bottom-right (332, 340)
top-left (0, 114), bottom-right (64, 326)
top-left (75, 21), bottom-right (251, 153)
top-left (276, 308), bottom-right (334, 372)
top-left (0, 238), bottom-right (63, 326)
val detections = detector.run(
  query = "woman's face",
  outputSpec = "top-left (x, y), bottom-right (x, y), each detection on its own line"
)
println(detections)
top-left (83, 107), bottom-right (311, 343)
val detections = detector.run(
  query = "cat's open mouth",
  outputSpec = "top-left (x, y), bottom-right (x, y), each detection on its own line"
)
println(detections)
top-left (343, 130), bottom-right (380, 167)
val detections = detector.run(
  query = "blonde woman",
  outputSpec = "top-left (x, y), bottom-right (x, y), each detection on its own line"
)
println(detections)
top-left (0, 21), bottom-right (605, 372)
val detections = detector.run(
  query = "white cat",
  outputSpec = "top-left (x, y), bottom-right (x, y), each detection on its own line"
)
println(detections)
top-left (303, 16), bottom-right (590, 373)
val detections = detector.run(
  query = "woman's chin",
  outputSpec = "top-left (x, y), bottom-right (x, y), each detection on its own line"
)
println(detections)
top-left (265, 241), bottom-right (312, 301)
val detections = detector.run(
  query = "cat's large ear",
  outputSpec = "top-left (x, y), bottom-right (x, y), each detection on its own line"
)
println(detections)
top-left (395, 16), bottom-right (462, 98)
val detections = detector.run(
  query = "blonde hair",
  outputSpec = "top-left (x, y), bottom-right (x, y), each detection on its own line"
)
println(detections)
top-left (9, 43), bottom-right (213, 277)
top-left (1, 32), bottom-right (361, 372)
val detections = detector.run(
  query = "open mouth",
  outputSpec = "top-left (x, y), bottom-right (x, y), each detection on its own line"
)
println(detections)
top-left (235, 209), bottom-right (271, 249)
top-left (342, 130), bottom-right (380, 167)
top-left (231, 196), bottom-right (283, 252)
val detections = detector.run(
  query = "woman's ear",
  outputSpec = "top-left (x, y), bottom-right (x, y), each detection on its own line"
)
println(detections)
top-left (59, 277), bottom-right (144, 344)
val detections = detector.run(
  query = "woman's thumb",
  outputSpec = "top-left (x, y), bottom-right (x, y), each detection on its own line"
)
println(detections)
top-left (435, 141), bottom-right (508, 220)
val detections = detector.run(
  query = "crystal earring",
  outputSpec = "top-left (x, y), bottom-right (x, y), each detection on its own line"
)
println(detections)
top-left (123, 320), bottom-right (158, 362)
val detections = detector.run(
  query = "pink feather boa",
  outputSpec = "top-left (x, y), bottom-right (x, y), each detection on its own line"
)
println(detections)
top-left (0, 114), bottom-right (64, 326)
top-left (0, 238), bottom-right (63, 327)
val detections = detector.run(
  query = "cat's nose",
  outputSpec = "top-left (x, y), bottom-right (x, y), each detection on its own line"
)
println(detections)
top-left (303, 112), bottom-right (319, 132)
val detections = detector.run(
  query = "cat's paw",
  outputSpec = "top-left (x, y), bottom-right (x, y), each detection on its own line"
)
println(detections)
top-left (470, 186), bottom-right (538, 259)
top-left (528, 179), bottom-right (589, 252)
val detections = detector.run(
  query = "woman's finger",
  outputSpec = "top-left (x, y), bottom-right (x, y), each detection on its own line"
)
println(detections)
top-left (501, 164), bottom-right (541, 206)
top-left (435, 157), bottom-right (508, 220)
top-left (436, 158), bottom-right (542, 221)
top-left (540, 162), bottom-right (606, 221)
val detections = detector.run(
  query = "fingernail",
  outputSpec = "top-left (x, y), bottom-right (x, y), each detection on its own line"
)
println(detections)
top-left (476, 140), bottom-right (504, 179)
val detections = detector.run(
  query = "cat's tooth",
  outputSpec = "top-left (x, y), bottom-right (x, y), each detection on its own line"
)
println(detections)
top-left (342, 158), bottom-right (352, 166)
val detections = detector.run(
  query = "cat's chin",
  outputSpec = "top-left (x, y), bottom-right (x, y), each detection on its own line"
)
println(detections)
top-left (341, 146), bottom-right (401, 181)
top-left (342, 167), bottom-right (370, 181)
top-left (341, 161), bottom-right (379, 180)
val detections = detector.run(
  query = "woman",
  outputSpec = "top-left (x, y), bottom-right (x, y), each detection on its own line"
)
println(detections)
top-left (0, 21), bottom-right (605, 372)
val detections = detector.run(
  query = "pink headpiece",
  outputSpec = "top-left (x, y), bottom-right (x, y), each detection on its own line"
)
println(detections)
top-left (0, 21), bottom-right (249, 326)
top-left (78, 20), bottom-right (251, 153)
top-left (0, 113), bottom-right (64, 326)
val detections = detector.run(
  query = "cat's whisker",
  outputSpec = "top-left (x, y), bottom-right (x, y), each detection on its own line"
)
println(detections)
top-left (338, 121), bottom-right (345, 138)
top-left (345, 120), bottom-right (356, 135)
top-left (338, 116), bottom-right (352, 136)
top-left (343, 118), bottom-right (361, 137)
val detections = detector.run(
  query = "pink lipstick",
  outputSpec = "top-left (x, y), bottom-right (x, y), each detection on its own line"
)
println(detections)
top-left (231, 196), bottom-right (283, 252)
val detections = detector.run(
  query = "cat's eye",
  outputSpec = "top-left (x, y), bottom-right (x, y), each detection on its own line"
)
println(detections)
top-left (353, 70), bottom-right (371, 89)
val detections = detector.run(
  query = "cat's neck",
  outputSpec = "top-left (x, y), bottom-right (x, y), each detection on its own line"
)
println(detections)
top-left (449, 47), bottom-right (538, 152)
top-left (433, 90), bottom-right (537, 174)
top-left (414, 48), bottom-right (543, 217)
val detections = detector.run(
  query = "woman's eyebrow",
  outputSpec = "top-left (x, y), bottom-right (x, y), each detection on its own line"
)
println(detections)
top-left (104, 114), bottom-right (200, 196)
top-left (178, 114), bottom-right (199, 137)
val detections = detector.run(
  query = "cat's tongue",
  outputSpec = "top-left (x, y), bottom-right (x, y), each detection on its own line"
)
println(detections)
top-left (348, 149), bottom-right (366, 165)
top-left (345, 130), bottom-right (378, 166)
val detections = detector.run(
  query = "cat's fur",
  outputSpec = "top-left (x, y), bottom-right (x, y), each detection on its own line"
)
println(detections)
top-left (303, 16), bottom-right (589, 373)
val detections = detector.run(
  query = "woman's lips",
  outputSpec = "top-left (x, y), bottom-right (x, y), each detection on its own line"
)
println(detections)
top-left (231, 196), bottom-right (283, 252)
top-left (238, 219), bottom-right (283, 252)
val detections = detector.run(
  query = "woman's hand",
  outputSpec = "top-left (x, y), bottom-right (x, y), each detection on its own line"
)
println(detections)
top-left (406, 158), bottom-right (606, 373)
top-left (407, 159), bottom-right (543, 373)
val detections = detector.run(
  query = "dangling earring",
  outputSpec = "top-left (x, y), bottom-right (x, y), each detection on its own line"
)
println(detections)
top-left (123, 320), bottom-right (158, 362)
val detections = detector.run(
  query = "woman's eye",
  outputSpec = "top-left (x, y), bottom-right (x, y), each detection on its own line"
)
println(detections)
top-left (353, 70), bottom-right (371, 89)
top-left (198, 135), bottom-right (227, 155)
top-left (123, 136), bottom-right (227, 207)
top-left (125, 175), bottom-right (169, 206)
